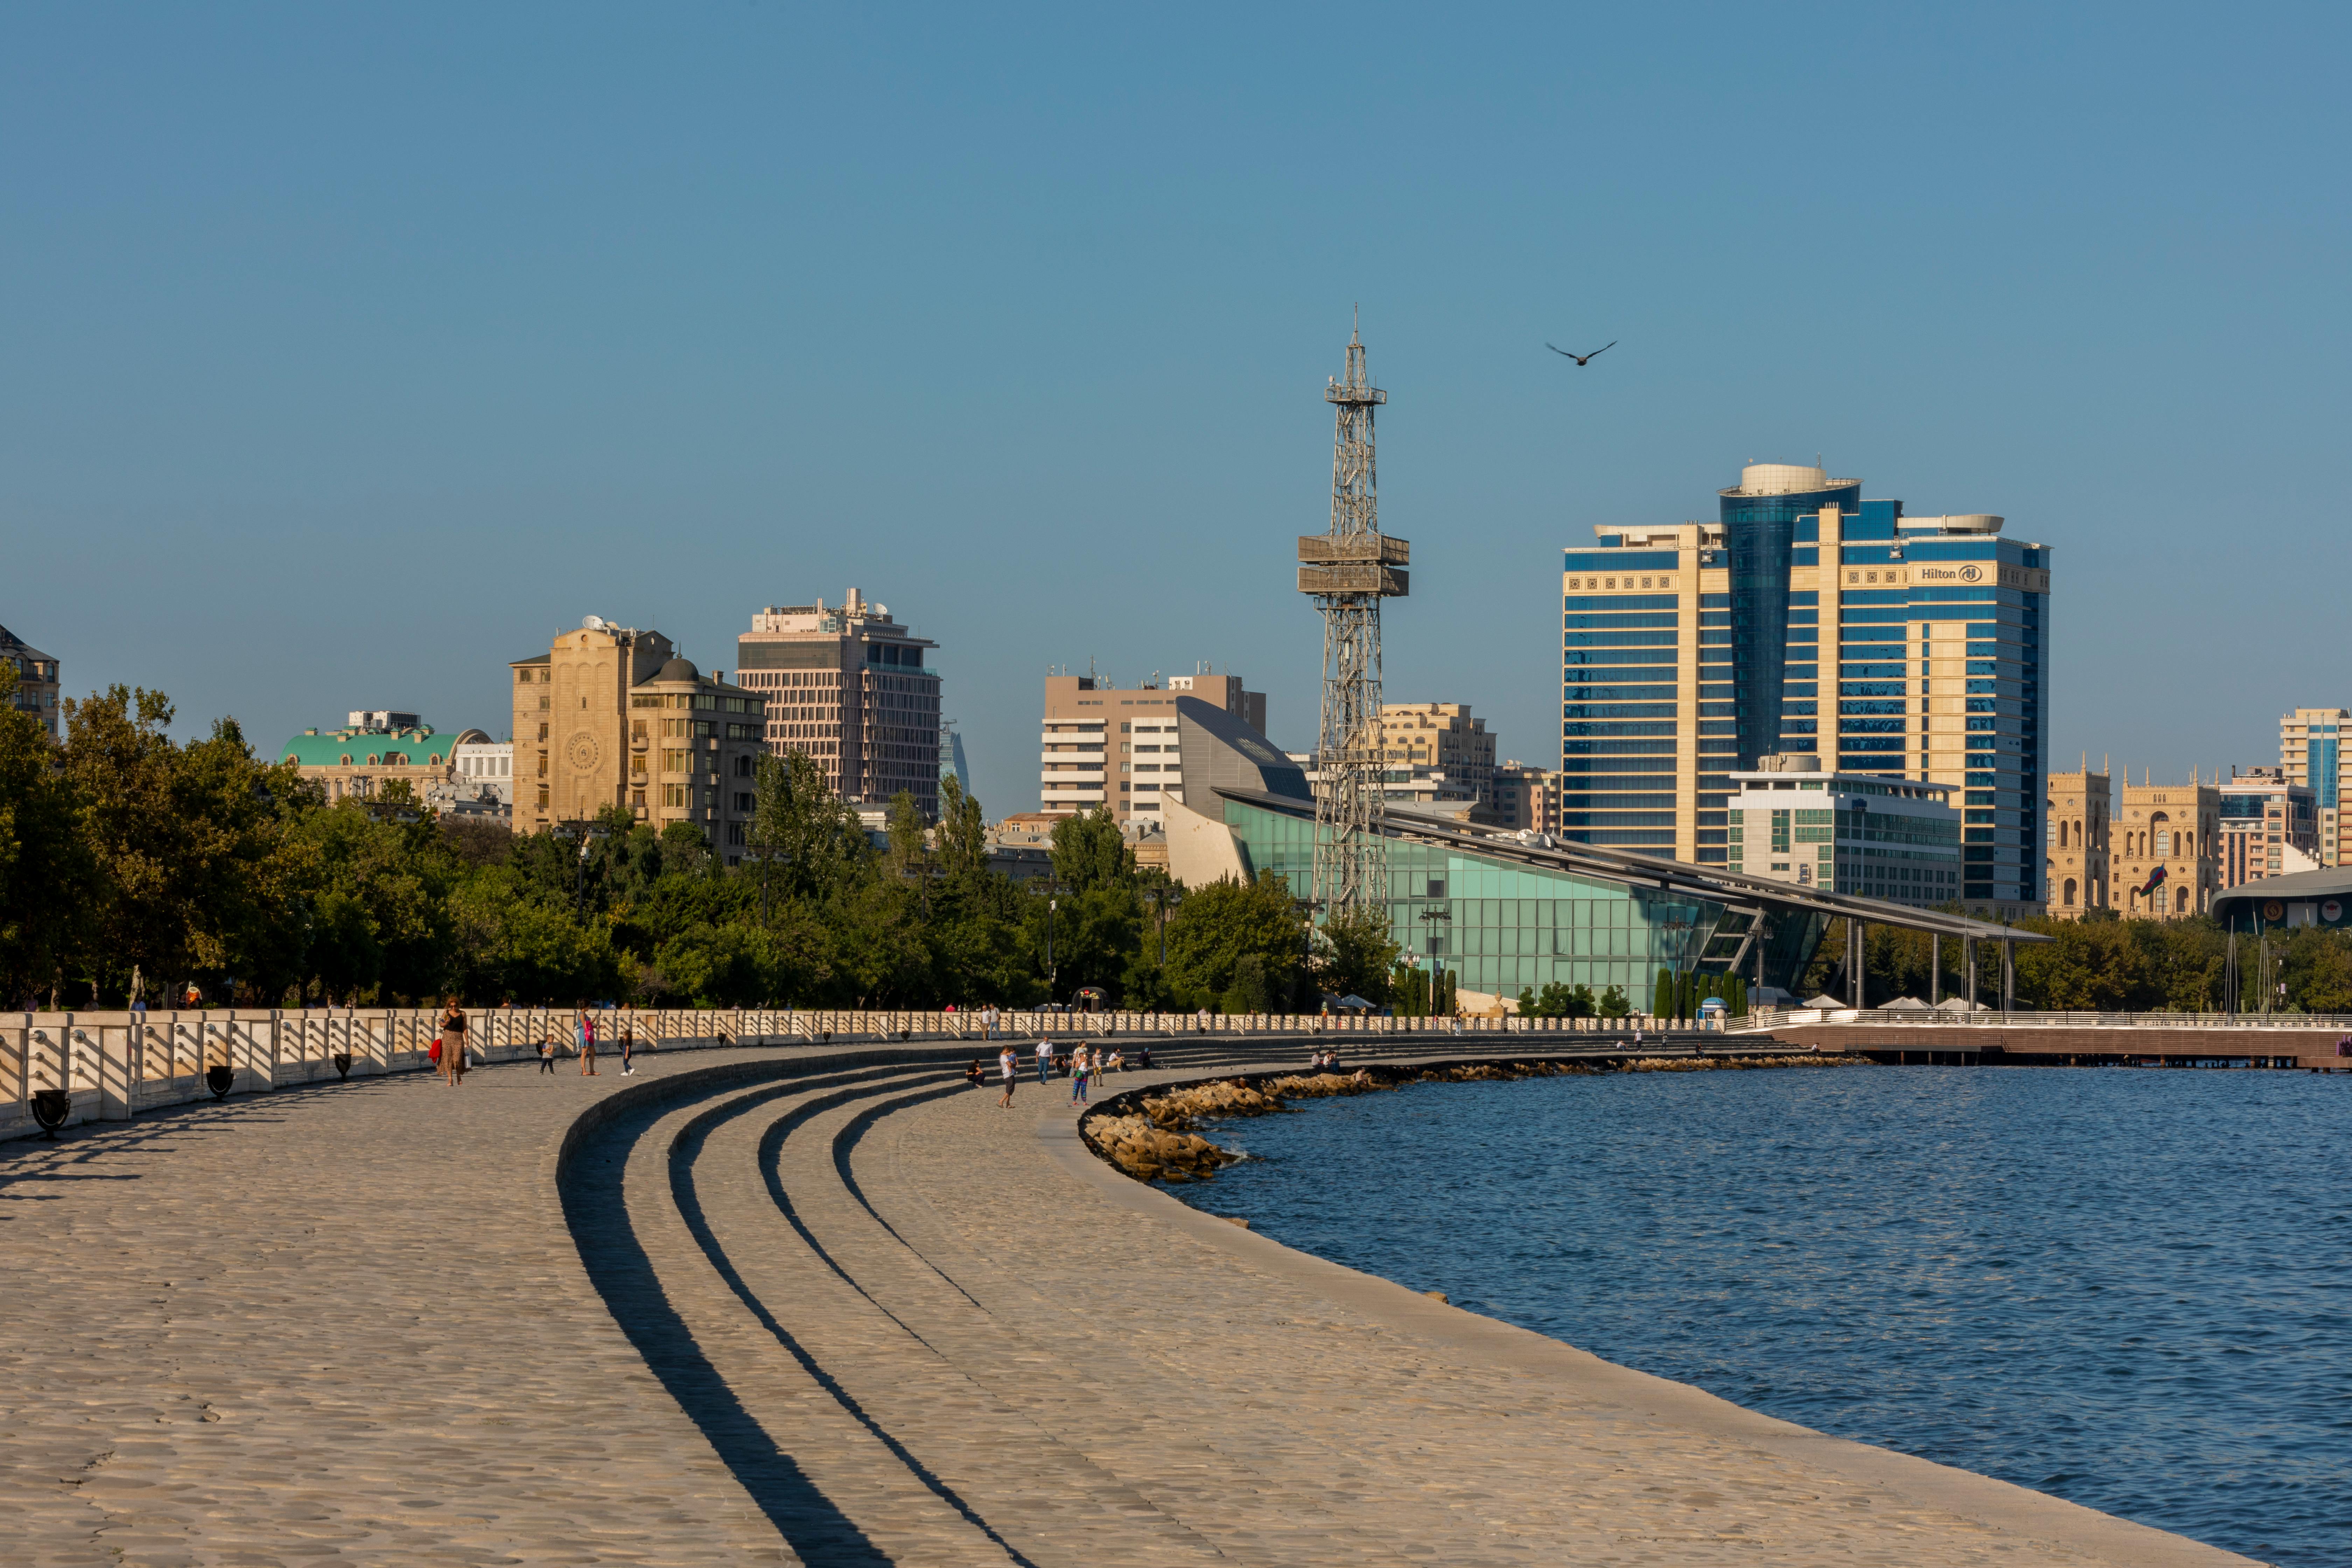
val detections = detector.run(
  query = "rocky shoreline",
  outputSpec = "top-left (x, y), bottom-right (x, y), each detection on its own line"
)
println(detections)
top-left (1079, 1053), bottom-right (1862, 1184)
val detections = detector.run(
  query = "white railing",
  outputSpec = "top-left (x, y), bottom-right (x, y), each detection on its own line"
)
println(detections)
top-left (0, 1005), bottom-right (1738, 1143)
top-left (1751, 1007), bottom-right (2352, 1031)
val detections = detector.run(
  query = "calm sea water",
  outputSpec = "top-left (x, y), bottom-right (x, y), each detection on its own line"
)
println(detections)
top-left (1185, 1064), bottom-right (2352, 1567)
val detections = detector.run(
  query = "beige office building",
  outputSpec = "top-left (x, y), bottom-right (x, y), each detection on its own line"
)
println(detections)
top-left (736, 588), bottom-right (941, 819)
top-left (2044, 766), bottom-right (2114, 918)
top-left (1038, 668), bottom-right (1269, 827)
top-left (2219, 766), bottom-right (2320, 890)
top-left (1377, 703), bottom-right (1496, 816)
top-left (511, 619), bottom-right (768, 862)
top-left (2279, 707), bottom-right (2351, 866)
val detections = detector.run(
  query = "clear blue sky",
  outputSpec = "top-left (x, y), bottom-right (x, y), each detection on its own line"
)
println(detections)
top-left (6, 4), bottom-right (2345, 815)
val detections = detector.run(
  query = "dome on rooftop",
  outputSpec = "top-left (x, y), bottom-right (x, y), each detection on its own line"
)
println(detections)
top-left (654, 656), bottom-right (699, 683)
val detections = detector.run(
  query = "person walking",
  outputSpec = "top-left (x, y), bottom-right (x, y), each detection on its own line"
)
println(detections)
top-left (1070, 1043), bottom-right (1092, 1106)
top-left (618, 1016), bottom-right (636, 1077)
top-left (537, 1022), bottom-right (558, 1075)
top-left (440, 1001), bottom-right (469, 1087)
top-left (1036, 1035), bottom-right (1053, 1086)
top-left (997, 1044), bottom-right (1018, 1109)
top-left (578, 1008), bottom-right (598, 1076)
top-left (983, 1003), bottom-right (999, 1041)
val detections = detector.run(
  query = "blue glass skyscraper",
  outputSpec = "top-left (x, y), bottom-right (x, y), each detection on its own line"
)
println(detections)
top-left (1562, 462), bottom-right (2051, 919)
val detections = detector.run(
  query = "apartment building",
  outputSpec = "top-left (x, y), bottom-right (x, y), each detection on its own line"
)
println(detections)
top-left (1565, 461), bottom-right (2051, 920)
top-left (2044, 766), bottom-right (2113, 917)
top-left (2219, 767), bottom-right (2320, 890)
top-left (736, 588), bottom-right (941, 819)
top-left (510, 619), bottom-right (768, 861)
top-left (1727, 752), bottom-right (1961, 906)
top-left (2, 623), bottom-right (60, 741)
top-left (2280, 707), bottom-right (2350, 867)
top-left (1490, 761), bottom-right (1554, 832)
top-left (1038, 669), bottom-right (1273, 827)
top-left (1377, 703), bottom-right (1496, 815)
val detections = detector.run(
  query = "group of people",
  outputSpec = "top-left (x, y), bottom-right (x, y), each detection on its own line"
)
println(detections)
top-left (1305, 1046), bottom-right (1343, 1069)
top-left (973, 1036), bottom-right (1150, 1109)
top-left (430, 1003), bottom-right (640, 1087)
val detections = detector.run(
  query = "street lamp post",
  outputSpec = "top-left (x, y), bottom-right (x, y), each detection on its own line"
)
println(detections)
top-left (1417, 905), bottom-right (1451, 1017)
top-left (1036, 876), bottom-right (1066, 1004)
top-left (1661, 914), bottom-right (1695, 1028)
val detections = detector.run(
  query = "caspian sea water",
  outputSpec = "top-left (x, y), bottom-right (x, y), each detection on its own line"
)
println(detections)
top-left (1182, 1063), bottom-right (2352, 1567)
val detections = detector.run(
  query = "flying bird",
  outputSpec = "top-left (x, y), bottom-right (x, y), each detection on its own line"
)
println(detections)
top-left (1546, 340), bottom-right (1616, 366)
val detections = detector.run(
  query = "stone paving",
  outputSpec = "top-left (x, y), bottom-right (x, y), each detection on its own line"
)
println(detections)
top-left (0, 1043), bottom-right (2262, 1566)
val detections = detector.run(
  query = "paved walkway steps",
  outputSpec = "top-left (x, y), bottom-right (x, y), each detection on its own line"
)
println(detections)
top-left (2, 1038), bottom-right (2261, 1565)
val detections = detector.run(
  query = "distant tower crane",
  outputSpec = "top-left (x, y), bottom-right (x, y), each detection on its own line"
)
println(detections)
top-left (1299, 317), bottom-right (1410, 917)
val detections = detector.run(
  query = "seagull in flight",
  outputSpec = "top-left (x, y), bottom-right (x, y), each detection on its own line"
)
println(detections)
top-left (1546, 340), bottom-right (1617, 366)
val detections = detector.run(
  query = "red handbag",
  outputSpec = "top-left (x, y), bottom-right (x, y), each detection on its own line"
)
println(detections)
top-left (429, 1041), bottom-right (443, 1065)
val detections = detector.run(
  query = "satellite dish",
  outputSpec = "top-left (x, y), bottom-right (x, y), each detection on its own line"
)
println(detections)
top-left (581, 615), bottom-right (606, 631)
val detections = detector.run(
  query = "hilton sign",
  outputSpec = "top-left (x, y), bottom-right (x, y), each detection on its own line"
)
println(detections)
top-left (1917, 562), bottom-right (2051, 592)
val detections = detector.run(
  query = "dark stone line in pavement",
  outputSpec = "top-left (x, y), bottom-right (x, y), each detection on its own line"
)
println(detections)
top-left (670, 1071), bottom-right (1042, 1566)
top-left (559, 1077), bottom-right (892, 1565)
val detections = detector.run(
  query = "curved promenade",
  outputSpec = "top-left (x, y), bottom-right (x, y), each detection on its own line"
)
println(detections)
top-left (3, 1040), bottom-right (2261, 1566)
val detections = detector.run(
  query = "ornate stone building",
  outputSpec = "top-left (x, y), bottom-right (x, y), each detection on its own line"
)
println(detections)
top-left (2044, 766), bottom-right (2112, 918)
top-left (511, 620), bottom-right (767, 863)
top-left (2116, 773), bottom-right (2219, 918)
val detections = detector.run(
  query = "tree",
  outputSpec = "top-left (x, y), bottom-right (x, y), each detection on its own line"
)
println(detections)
top-left (1163, 873), bottom-right (1305, 1009)
top-left (1394, 961), bottom-right (1433, 1017)
top-left (747, 749), bottom-right (872, 905)
top-left (1049, 806), bottom-right (1133, 893)
top-left (62, 690), bottom-right (314, 1002)
top-left (0, 663), bottom-right (94, 1006)
top-left (1225, 954), bottom-right (1270, 1015)
top-left (1597, 983), bottom-right (1629, 1018)
top-left (1028, 881), bottom-right (1143, 1004)
top-left (1314, 903), bottom-right (1399, 1006)
top-left (1652, 967), bottom-right (1673, 1020)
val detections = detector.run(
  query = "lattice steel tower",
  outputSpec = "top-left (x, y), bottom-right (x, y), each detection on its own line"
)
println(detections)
top-left (1299, 319), bottom-right (1409, 916)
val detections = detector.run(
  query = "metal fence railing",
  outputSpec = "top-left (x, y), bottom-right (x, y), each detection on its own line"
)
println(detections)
top-left (1, 1004), bottom-right (1755, 1143)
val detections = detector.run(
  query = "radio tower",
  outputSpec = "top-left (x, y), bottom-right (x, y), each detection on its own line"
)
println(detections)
top-left (1299, 315), bottom-right (1409, 917)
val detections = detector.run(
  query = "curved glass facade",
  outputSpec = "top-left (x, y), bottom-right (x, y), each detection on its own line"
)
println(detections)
top-left (1222, 797), bottom-right (1828, 1001)
top-left (1721, 480), bottom-right (1860, 774)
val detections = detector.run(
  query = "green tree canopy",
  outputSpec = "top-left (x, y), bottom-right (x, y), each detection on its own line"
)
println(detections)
top-left (1164, 873), bottom-right (1305, 1008)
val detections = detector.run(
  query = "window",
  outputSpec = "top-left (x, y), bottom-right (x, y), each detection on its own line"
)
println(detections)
top-left (663, 749), bottom-right (688, 773)
top-left (734, 792), bottom-right (753, 812)
top-left (536, 787), bottom-right (550, 807)
top-left (537, 723), bottom-right (548, 742)
top-left (663, 783), bottom-right (686, 807)
top-left (630, 756), bottom-right (648, 777)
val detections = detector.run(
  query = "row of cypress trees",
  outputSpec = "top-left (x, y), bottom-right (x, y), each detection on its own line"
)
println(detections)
top-left (1651, 967), bottom-right (1748, 1022)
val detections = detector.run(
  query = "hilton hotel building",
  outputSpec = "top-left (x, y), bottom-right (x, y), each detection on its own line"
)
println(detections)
top-left (1562, 462), bottom-right (2052, 919)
